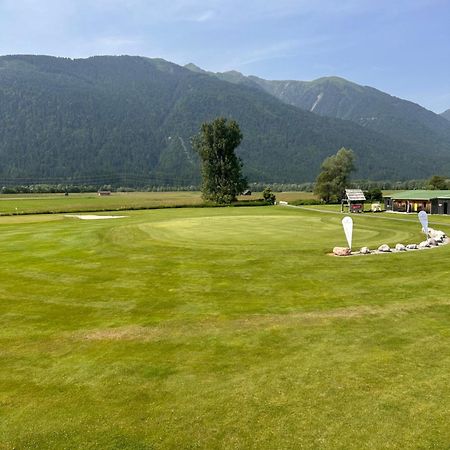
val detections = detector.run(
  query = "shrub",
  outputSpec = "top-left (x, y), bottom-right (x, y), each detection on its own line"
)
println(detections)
top-left (290, 199), bottom-right (324, 206)
top-left (262, 187), bottom-right (276, 205)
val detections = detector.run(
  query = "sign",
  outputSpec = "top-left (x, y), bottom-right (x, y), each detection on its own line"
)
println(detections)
top-left (342, 216), bottom-right (353, 249)
top-left (418, 210), bottom-right (428, 237)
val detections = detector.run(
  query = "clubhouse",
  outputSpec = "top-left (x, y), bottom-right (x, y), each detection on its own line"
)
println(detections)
top-left (384, 190), bottom-right (450, 215)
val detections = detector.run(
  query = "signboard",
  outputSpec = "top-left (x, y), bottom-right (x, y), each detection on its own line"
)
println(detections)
top-left (342, 216), bottom-right (353, 249)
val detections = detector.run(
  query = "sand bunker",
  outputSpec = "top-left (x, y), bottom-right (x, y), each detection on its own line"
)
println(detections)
top-left (65, 214), bottom-right (127, 220)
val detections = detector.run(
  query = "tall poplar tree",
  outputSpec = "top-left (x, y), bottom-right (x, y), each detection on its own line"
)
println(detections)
top-left (314, 148), bottom-right (355, 203)
top-left (193, 117), bottom-right (247, 204)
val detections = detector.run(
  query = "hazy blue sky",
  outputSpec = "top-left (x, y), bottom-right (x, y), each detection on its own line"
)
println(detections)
top-left (1, 0), bottom-right (449, 112)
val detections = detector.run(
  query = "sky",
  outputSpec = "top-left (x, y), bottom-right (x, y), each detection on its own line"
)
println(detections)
top-left (1, 0), bottom-right (449, 112)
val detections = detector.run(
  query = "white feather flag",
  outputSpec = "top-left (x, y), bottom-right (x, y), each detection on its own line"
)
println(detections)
top-left (342, 216), bottom-right (353, 249)
top-left (418, 210), bottom-right (429, 237)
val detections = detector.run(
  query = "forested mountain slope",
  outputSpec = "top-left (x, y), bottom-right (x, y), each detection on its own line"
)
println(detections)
top-left (193, 65), bottom-right (450, 166)
top-left (0, 55), bottom-right (448, 185)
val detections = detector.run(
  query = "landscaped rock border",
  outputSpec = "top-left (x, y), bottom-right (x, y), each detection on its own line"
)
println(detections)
top-left (331, 229), bottom-right (448, 257)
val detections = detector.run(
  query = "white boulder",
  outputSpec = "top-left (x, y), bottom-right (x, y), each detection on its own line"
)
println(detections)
top-left (406, 244), bottom-right (418, 250)
top-left (436, 232), bottom-right (446, 241)
top-left (378, 244), bottom-right (391, 252)
top-left (418, 241), bottom-right (430, 249)
top-left (395, 243), bottom-right (406, 251)
top-left (360, 247), bottom-right (371, 254)
top-left (429, 228), bottom-right (446, 241)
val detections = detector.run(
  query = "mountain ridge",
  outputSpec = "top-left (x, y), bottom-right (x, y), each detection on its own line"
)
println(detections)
top-left (186, 64), bottom-right (450, 161)
top-left (0, 54), bottom-right (449, 186)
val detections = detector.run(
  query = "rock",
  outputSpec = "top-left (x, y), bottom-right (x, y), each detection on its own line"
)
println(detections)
top-left (429, 229), bottom-right (446, 241)
top-left (406, 244), bottom-right (418, 250)
top-left (360, 247), bottom-right (371, 254)
top-left (395, 243), bottom-right (406, 251)
top-left (427, 238), bottom-right (438, 247)
top-left (378, 244), bottom-right (391, 252)
top-left (436, 232), bottom-right (446, 241)
top-left (333, 246), bottom-right (351, 256)
top-left (418, 241), bottom-right (430, 249)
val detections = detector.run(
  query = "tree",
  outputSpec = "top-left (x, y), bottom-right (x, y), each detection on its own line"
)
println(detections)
top-left (314, 148), bottom-right (355, 203)
top-left (365, 187), bottom-right (383, 202)
top-left (193, 117), bottom-right (247, 204)
top-left (262, 187), bottom-right (276, 205)
top-left (428, 175), bottom-right (449, 190)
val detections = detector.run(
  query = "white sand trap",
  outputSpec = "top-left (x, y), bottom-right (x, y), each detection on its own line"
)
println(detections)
top-left (65, 214), bottom-right (127, 220)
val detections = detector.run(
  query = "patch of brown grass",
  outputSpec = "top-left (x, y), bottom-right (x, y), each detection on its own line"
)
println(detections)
top-left (76, 299), bottom-right (450, 343)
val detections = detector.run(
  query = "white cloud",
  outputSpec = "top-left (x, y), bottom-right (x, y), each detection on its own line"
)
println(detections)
top-left (230, 40), bottom-right (303, 68)
top-left (192, 10), bottom-right (215, 22)
top-left (93, 36), bottom-right (142, 51)
top-left (219, 36), bottom-right (331, 73)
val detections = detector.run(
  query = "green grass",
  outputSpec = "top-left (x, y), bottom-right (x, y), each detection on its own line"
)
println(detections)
top-left (0, 191), bottom-right (314, 215)
top-left (0, 191), bottom-right (204, 215)
top-left (1, 205), bottom-right (450, 449)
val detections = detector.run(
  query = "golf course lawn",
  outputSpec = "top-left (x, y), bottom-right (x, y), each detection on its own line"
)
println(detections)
top-left (0, 191), bottom-right (204, 215)
top-left (0, 191), bottom-right (315, 215)
top-left (1, 206), bottom-right (450, 448)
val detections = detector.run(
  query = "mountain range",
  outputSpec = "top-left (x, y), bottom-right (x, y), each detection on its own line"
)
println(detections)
top-left (187, 63), bottom-right (450, 163)
top-left (0, 54), bottom-right (449, 186)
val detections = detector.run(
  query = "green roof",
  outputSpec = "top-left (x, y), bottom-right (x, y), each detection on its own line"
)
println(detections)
top-left (386, 190), bottom-right (450, 200)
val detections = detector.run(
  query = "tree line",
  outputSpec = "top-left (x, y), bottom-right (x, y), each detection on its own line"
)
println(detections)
top-left (1, 116), bottom-right (448, 200)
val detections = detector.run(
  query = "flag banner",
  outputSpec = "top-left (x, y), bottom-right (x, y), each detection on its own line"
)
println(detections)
top-left (418, 210), bottom-right (428, 237)
top-left (342, 216), bottom-right (353, 249)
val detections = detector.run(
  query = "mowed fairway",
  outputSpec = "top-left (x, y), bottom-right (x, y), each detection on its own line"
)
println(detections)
top-left (1, 206), bottom-right (450, 449)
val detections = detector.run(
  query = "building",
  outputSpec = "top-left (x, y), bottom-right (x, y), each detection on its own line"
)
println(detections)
top-left (384, 190), bottom-right (450, 215)
top-left (341, 189), bottom-right (366, 213)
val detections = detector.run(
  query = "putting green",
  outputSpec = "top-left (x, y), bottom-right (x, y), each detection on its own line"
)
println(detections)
top-left (133, 212), bottom-right (420, 251)
top-left (1, 206), bottom-right (450, 449)
top-left (138, 215), bottom-right (335, 248)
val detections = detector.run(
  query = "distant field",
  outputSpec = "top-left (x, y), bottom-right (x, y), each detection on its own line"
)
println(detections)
top-left (0, 191), bottom-right (203, 214)
top-left (0, 191), bottom-right (316, 215)
top-left (1, 205), bottom-right (450, 448)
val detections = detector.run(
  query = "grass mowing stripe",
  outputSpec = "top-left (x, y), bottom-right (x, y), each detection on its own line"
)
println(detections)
top-left (1, 206), bottom-right (450, 448)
